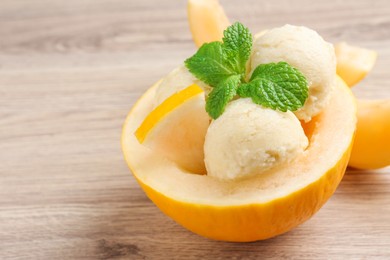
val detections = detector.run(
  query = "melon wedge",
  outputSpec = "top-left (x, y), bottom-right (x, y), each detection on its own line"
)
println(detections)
top-left (135, 84), bottom-right (209, 174)
top-left (122, 76), bottom-right (356, 242)
top-left (349, 99), bottom-right (390, 169)
top-left (188, 0), bottom-right (230, 47)
top-left (335, 42), bottom-right (377, 87)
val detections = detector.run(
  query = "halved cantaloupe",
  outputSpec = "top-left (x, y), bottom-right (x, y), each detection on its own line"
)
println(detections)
top-left (349, 99), bottom-right (390, 169)
top-left (122, 76), bottom-right (356, 242)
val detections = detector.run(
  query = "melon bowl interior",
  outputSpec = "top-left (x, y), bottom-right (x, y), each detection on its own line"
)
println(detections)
top-left (121, 76), bottom-right (356, 242)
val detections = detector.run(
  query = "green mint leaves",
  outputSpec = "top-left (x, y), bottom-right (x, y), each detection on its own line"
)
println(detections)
top-left (185, 22), bottom-right (308, 119)
top-left (206, 75), bottom-right (241, 119)
top-left (222, 22), bottom-right (252, 81)
top-left (238, 62), bottom-right (308, 112)
top-left (185, 42), bottom-right (235, 87)
top-left (185, 23), bottom-right (252, 88)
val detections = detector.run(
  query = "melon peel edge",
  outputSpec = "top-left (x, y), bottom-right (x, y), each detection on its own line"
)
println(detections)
top-left (133, 144), bottom-right (351, 242)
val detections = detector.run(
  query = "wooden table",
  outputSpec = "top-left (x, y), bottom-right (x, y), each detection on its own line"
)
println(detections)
top-left (1, 0), bottom-right (389, 259)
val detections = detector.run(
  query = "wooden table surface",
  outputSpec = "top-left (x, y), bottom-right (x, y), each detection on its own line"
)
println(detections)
top-left (1, 0), bottom-right (390, 259)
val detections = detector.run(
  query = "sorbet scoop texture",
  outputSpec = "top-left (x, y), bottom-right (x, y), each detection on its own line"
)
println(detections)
top-left (204, 98), bottom-right (308, 180)
top-left (250, 25), bottom-right (336, 122)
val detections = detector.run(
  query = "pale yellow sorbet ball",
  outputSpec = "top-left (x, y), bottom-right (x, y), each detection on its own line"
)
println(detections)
top-left (250, 24), bottom-right (336, 122)
top-left (204, 98), bottom-right (309, 180)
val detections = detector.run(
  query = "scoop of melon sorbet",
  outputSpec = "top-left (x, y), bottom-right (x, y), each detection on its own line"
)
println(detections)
top-left (204, 98), bottom-right (308, 180)
top-left (250, 24), bottom-right (336, 122)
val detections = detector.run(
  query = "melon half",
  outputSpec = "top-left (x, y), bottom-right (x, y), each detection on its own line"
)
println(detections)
top-left (122, 76), bottom-right (356, 242)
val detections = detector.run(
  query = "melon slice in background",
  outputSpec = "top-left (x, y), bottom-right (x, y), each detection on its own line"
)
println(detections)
top-left (349, 99), bottom-right (390, 169)
top-left (188, 0), bottom-right (229, 47)
top-left (335, 42), bottom-right (377, 87)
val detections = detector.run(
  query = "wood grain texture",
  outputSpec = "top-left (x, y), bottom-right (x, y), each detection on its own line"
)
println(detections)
top-left (0, 0), bottom-right (389, 259)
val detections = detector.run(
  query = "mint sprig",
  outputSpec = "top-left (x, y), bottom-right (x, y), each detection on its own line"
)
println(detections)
top-left (206, 75), bottom-right (241, 119)
top-left (185, 22), bottom-right (308, 119)
top-left (222, 22), bottom-right (252, 81)
top-left (238, 62), bottom-right (308, 112)
top-left (185, 42), bottom-right (235, 87)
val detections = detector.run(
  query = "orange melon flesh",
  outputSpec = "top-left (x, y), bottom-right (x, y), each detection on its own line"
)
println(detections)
top-left (122, 76), bottom-right (356, 242)
top-left (349, 99), bottom-right (390, 169)
top-left (335, 42), bottom-right (377, 87)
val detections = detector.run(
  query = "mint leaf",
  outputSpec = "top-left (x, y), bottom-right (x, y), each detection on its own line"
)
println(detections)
top-left (185, 42), bottom-right (235, 87)
top-left (185, 22), bottom-right (252, 87)
top-left (206, 75), bottom-right (241, 119)
top-left (185, 22), bottom-right (254, 118)
top-left (223, 22), bottom-right (252, 79)
top-left (238, 62), bottom-right (308, 111)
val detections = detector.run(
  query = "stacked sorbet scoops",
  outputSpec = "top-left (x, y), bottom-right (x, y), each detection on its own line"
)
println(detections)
top-left (147, 23), bottom-right (335, 180)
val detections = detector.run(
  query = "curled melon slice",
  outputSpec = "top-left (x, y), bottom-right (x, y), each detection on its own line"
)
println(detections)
top-left (135, 84), bottom-right (209, 174)
top-left (122, 76), bottom-right (356, 242)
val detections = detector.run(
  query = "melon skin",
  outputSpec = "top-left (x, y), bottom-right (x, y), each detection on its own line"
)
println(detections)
top-left (122, 77), bottom-right (356, 242)
top-left (133, 144), bottom-right (351, 242)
